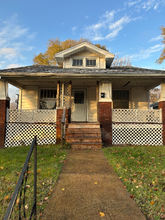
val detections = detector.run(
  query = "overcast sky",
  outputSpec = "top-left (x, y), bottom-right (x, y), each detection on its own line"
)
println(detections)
top-left (0, 0), bottom-right (165, 98)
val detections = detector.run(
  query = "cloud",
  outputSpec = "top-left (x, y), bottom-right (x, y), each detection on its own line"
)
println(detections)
top-left (72, 26), bottom-right (77, 33)
top-left (85, 15), bottom-right (89, 19)
top-left (83, 10), bottom-right (140, 41)
top-left (125, 0), bottom-right (164, 11)
top-left (0, 14), bottom-right (35, 69)
top-left (6, 64), bottom-right (23, 69)
top-left (0, 48), bottom-right (17, 60)
top-left (129, 44), bottom-right (163, 60)
top-left (149, 35), bottom-right (162, 42)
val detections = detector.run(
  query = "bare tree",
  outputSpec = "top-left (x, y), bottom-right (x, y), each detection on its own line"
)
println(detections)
top-left (112, 54), bottom-right (132, 66)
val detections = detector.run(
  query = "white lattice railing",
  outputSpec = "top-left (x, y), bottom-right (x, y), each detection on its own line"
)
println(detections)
top-left (5, 109), bottom-right (57, 147)
top-left (7, 109), bottom-right (56, 123)
top-left (112, 109), bottom-right (162, 123)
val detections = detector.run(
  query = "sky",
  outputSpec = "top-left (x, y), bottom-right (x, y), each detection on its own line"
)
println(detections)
top-left (0, 0), bottom-right (165, 98)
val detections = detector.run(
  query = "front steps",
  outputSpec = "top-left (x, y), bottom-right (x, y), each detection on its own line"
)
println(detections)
top-left (65, 123), bottom-right (102, 150)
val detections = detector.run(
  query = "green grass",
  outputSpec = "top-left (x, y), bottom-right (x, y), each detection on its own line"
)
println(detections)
top-left (103, 146), bottom-right (165, 220)
top-left (0, 144), bottom-right (67, 220)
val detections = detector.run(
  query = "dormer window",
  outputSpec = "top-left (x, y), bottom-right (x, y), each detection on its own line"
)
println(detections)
top-left (73, 59), bottom-right (83, 66)
top-left (86, 59), bottom-right (96, 67)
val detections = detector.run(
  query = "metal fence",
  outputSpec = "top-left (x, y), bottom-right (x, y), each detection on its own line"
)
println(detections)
top-left (5, 109), bottom-right (56, 147)
top-left (112, 109), bottom-right (163, 146)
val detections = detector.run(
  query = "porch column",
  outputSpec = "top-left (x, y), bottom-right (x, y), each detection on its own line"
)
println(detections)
top-left (159, 83), bottom-right (165, 145)
top-left (99, 81), bottom-right (112, 145)
top-left (0, 80), bottom-right (10, 148)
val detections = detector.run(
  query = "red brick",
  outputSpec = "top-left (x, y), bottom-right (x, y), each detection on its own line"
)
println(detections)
top-left (99, 102), bottom-right (112, 145)
top-left (0, 100), bottom-right (10, 148)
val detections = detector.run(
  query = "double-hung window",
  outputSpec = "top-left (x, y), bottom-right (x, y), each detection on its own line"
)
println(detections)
top-left (73, 59), bottom-right (83, 66)
top-left (86, 59), bottom-right (96, 67)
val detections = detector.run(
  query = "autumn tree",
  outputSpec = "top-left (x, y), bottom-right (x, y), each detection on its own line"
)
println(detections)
top-left (111, 54), bottom-right (132, 67)
top-left (150, 87), bottom-right (160, 104)
top-left (33, 38), bottom-right (108, 66)
top-left (156, 26), bottom-right (165, 64)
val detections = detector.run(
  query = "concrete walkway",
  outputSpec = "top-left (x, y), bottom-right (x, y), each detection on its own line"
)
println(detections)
top-left (43, 150), bottom-right (146, 220)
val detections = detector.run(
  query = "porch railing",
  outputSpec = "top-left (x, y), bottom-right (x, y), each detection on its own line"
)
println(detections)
top-left (3, 137), bottom-right (37, 220)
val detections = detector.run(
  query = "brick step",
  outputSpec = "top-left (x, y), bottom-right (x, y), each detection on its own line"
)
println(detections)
top-left (71, 143), bottom-right (102, 150)
top-left (68, 123), bottom-right (100, 129)
top-left (66, 137), bottom-right (102, 144)
top-left (66, 128), bottom-right (101, 133)
top-left (66, 133), bottom-right (101, 138)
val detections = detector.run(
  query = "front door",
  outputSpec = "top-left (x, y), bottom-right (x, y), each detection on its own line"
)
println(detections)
top-left (71, 89), bottom-right (87, 121)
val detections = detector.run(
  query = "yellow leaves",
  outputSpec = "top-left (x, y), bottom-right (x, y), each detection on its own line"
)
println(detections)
top-left (154, 188), bottom-right (158, 191)
top-left (133, 179), bottom-right (137, 183)
top-left (44, 197), bottom-right (48, 201)
top-left (16, 198), bottom-right (19, 205)
top-left (150, 201), bottom-right (154, 205)
top-left (62, 188), bottom-right (65, 191)
top-left (116, 164), bottom-right (120, 167)
top-left (42, 182), bottom-right (45, 185)
top-left (99, 212), bottom-right (105, 217)
top-left (124, 179), bottom-right (127, 182)
top-left (119, 177), bottom-right (122, 179)
top-left (8, 187), bottom-right (11, 191)
top-left (95, 182), bottom-right (97, 185)
top-left (1, 167), bottom-right (4, 170)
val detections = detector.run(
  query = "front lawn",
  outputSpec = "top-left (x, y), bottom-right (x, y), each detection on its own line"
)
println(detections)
top-left (0, 145), bottom-right (67, 220)
top-left (103, 146), bottom-right (165, 220)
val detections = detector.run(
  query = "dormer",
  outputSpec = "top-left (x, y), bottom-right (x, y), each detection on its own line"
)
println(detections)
top-left (55, 42), bottom-right (115, 69)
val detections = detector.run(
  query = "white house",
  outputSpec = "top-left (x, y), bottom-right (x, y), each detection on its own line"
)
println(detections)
top-left (0, 42), bottom-right (165, 148)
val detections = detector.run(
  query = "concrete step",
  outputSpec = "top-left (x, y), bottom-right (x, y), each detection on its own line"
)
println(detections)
top-left (66, 137), bottom-right (102, 144)
top-left (71, 143), bottom-right (102, 150)
top-left (66, 133), bottom-right (101, 138)
top-left (68, 123), bottom-right (100, 129)
top-left (66, 128), bottom-right (101, 134)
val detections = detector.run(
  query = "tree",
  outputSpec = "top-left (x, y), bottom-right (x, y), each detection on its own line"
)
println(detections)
top-left (156, 26), bottom-right (165, 64)
top-left (150, 87), bottom-right (160, 104)
top-left (33, 38), bottom-right (108, 66)
top-left (111, 54), bottom-right (132, 66)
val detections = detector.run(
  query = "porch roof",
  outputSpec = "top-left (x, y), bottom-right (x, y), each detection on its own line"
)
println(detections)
top-left (0, 65), bottom-right (165, 77)
top-left (0, 65), bottom-right (164, 90)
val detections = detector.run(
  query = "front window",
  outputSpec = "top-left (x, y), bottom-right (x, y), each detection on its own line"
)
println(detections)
top-left (73, 59), bottom-right (83, 66)
top-left (113, 90), bottom-right (129, 109)
top-left (40, 89), bottom-right (57, 109)
top-left (86, 59), bottom-right (96, 67)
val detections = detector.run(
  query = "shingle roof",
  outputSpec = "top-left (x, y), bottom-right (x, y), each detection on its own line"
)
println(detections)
top-left (0, 65), bottom-right (164, 75)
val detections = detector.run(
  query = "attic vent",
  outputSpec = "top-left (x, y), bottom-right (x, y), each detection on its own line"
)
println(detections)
top-left (73, 59), bottom-right (83, 66)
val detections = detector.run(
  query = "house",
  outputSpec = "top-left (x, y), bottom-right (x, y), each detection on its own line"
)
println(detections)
top-left (0, 42), bottom-right (165, 148)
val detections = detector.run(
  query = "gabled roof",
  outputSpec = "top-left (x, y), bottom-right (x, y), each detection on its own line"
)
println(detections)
top-left (55, 42), bottom-right (115, 68)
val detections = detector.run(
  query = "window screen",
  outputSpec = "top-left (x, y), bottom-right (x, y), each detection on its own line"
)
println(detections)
top-left (113, 90), bottom-right (129, 109)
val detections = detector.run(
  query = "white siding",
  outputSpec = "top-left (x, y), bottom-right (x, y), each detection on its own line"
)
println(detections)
top-left (130, 87), bottom-right (148, 109)
top-left (64, 58), bottom-right (71, 68)
top-left (100, 58), bottom-right (105, 69)
top-left (88, 87), bottom-right (97, 122)
top-left (21, 86), bottom-right (38, 109)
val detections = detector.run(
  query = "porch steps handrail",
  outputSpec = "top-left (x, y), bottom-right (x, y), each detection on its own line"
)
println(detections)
top-left (3, 136), bottom-right (37, 220)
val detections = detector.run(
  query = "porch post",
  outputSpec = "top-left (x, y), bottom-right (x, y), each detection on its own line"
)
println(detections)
top-left (98, 81), bottom-right (112, 145)
top-left (159, 83), bottom-right (165, 145)
top-left (0, 80), bottom-right (10, 148)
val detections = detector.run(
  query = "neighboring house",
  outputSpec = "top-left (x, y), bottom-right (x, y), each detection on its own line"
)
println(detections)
top-left (0, 42), bottom-right (165, 148)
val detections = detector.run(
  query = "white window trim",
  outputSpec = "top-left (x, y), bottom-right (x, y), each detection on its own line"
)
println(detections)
top-left (70, 56), bottom-right (100, 68)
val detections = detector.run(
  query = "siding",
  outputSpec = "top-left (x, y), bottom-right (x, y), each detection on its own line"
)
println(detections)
top-left (99, 57), bottom-right (105, 69)
top-left (88, 87), bottom-right (97, 122)
top-left (130, 87), bottom-right (148, 109)
top-left (21, 86), bottom-right (38, 109)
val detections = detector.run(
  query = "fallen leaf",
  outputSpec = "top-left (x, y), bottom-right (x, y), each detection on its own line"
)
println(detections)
top-left (150, 201), bottom-right (154, 205)
top-left (44, 197), bottom-right (48, 201)
top-left (154, 188), bottom-right (158, 191)
top-left (124, 186), bottom-right (127, 188)
top-left (95, 182), bottom-right (97, 184)
top-left (26, 185), bottom-right (30, 188)
top-left (1, 167), bottom-right (4, 170)
top-left (62, 188), bottom-right (65, 191)
top-left (25, 204), bottom-right (28, 209)
top-left (124, 179), bottom-right (127, 181)
top-left (5, 195), bottom-right (9, 200)
top-left (8, 187), bottom-right (11, 191)
top-left (37, 169), bottom-right (42, 173)
top-left (116, 164), bottom-right (120, 167)
top-left (130, 195), bottom-right (134, 198)
top-left (99, 212), bottom-right (105, 217)
top-left (16, 198), bottom-right (19, 205)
